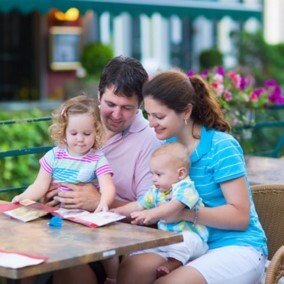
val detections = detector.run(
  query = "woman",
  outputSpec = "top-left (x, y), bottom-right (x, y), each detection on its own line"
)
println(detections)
top-left (117, 70), bottom-right (267, 284)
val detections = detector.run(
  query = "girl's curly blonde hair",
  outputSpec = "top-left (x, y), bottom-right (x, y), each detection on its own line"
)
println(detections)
top-left (49, 94), bottom-right (103, 150)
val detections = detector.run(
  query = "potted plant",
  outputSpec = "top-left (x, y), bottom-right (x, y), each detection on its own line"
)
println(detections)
top-left (63, 42), bottom-right (113, 99)
top-left (187, 66), bottom-right (284, 129)
top-left (199, 48), bottom-right (223, 70)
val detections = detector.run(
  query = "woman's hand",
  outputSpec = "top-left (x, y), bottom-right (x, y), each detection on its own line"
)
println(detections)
top-left (54, 182), bottom-right (101, 211)
top-left (161, 208), bottom-right (191, 223)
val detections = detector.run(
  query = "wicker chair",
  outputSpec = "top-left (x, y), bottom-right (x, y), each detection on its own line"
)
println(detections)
top-left (251, 184), bottom-right (284, 284)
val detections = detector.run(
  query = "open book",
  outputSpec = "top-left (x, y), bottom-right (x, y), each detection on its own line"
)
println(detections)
top-left (0, 200), bottom-right (125, 227)
top-left (0, 199), bottom-right (55, 222)
top-left (54, 208), bottom-right (126, 228)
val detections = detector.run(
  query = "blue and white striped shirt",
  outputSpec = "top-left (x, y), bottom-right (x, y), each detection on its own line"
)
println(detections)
top-left (167, 126), bottom-right (268, 254)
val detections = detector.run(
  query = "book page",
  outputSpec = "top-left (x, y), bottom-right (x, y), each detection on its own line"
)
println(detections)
top-left (4, 206), bottom-right (49, 222)
top-left (55, 208), bottom-right (125, 227)
top-left (1, 199), bottom-right (55, 222)
top-left (0, 250), bottom-right (46, 269)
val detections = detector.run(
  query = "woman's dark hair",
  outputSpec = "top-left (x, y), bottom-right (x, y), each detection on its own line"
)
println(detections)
top-left (98, 56), bottom-right (148, 105)
top-left (142, 69), bottom-right (230, 132)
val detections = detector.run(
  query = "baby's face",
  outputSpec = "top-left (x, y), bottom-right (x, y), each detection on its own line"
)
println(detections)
top-left (149, 155), bottom-right (181, 192)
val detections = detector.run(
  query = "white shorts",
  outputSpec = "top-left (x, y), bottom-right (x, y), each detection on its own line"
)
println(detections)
top-left (132, 231), bottom-right (208, 265)
top-left (187, 245), bottom-right (267, 284)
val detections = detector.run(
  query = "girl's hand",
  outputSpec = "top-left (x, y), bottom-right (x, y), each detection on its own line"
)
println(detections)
top-left (12, 195), bottom-right (21, 203)
top-left (95, 201), bottom-right (109, 213)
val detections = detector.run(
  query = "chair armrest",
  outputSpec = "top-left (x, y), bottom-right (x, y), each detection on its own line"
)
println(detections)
top-left (266, 246), bottom-right (284, 284)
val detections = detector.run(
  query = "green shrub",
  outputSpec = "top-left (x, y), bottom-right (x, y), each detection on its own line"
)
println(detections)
top-left (80, 42), bottom-right (113, 79)
top-left (234, 107), bottom-right (284, 157)
top-left (231, 30), bottom-right (284, 86)
top-left (0, 109), bottom-right (52, 201)
top-left (199, 48), bottom-right (223, 70)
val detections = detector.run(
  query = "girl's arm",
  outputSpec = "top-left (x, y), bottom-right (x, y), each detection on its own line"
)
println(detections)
top-left (95, 173), bottom-right (116, 212)
top-left (164, 176), bottom-right (250, 231)
top-left (12, 167), bottom-right (52, 202)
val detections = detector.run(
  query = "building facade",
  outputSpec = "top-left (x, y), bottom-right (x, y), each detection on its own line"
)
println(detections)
top-left (0, 0), bottom-right (263, 102)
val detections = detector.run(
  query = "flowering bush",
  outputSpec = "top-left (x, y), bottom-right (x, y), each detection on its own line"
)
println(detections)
top-left (187, 66), bottom-right (284, 127)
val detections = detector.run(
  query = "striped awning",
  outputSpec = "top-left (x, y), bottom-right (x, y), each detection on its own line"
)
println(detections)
top-left (0, 0), bottom-right (263, 21)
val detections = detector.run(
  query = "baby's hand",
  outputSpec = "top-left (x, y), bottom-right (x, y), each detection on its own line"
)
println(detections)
top-left (131, 210), bottom-right (159, 225)
top-left (131, 210), bottom-right (149, 225)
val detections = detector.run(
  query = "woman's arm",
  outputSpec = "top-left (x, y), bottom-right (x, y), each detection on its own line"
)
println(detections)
top-left (164, 176), bottom-right (250, 231)
top-left (12, 167), bottom-right (52, 202)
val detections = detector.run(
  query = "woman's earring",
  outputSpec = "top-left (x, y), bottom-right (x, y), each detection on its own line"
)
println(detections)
top-left (184, 119), bottom-right (188, 125)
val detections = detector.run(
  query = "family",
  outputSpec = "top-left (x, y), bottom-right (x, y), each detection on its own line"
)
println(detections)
top-left (15, 56), bottom-right (267, 284)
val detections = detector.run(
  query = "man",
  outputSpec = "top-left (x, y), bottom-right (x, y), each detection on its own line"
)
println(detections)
top-left (48, 56), bottom-right (161, 284)
top-left (46, 56), bottom-right (161, 211)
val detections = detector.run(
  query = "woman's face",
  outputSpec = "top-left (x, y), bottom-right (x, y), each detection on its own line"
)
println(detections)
top-left (144, 96), bottom-right (185, 140)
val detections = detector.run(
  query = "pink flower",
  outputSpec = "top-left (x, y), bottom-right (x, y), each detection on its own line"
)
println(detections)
top-left (210, 82), bottom-right (224, 97)
top-left (200, 70), bottom-right (209, 78)
top-left (224, 90), bottom-right (232, 101)
top-left (250, 92), bottom-right (259, 102)
top-left (213, 73), bottom-right (224, 83)
top-left (228, 71), bottom-right (241, 89)
top-left (216, 66), bottom-right (225, 76)
top-left (187, 70), bottom-right (195, 77)
top-left (188, 66), bottom-right (284, 127)
top-left (252, 88), bottom-right (265, 98)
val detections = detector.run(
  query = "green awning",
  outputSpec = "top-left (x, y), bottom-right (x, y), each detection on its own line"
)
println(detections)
top-left (0, 0), bottom-right (262, 21)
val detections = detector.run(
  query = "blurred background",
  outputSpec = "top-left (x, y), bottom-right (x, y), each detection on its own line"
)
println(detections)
top-left (0, 0), bottom-right (278, 102)
top-left (1, 0), bottom-right (284, 195)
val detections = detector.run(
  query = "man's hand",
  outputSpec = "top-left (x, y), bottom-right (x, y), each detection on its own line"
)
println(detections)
top-left (54, 182), bottom-right (101, 211)
top-left (41, 184), bottom-right (60, 207)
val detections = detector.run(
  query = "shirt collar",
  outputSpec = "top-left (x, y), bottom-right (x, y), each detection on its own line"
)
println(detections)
top-left (191, 125), bottom-right (214, 163)
top-left (122, 109), bottom-right (149, 136)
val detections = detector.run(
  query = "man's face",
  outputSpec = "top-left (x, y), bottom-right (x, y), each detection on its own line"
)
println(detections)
top-left (99, 86), bottom-right (140, 134)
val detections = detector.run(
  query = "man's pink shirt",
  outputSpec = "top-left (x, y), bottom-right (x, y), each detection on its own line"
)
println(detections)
top-left (100, 110), bottom-right (161, 202)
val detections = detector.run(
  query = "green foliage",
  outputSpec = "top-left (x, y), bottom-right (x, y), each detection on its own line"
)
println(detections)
top-left (199, 48), bottom-right (223, 70)
top-left (235, 107), bottom-right (284, 157)
top-left (80, 42), bottom-right (113, 79)
top-left (0, 109), bottom-right (52, 201)
top-left (231, 30), bottom-right (284, 86)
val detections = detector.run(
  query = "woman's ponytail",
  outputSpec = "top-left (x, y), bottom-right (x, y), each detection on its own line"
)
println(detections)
top-left (190, 75), bottom-right (231, 132)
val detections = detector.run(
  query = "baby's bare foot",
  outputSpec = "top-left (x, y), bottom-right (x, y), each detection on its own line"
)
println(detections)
top-left (156, 266), bottom-right (170, 279)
